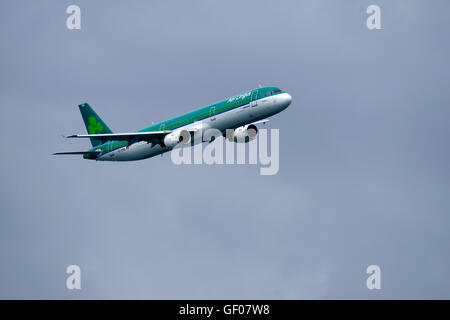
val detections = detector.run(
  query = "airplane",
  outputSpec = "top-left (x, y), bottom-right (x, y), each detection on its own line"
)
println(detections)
top-left (54, 86), bottom-right (292, 161)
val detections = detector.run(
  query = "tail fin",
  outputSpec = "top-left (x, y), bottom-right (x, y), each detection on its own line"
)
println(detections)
top-left (78, 103), bottom-right (113, 147)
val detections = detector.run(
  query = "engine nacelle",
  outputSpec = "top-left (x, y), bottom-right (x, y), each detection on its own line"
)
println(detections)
top-left (227, 124), bottom-right (258, 143)
top-left (163, 129), bottom-right (191, 147)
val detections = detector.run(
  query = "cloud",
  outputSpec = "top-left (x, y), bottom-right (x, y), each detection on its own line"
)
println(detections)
top-left (1, 0), bottom-right (450, 299)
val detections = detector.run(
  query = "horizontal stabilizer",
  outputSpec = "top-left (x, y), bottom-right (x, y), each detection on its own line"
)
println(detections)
top-left (53, 150), bottom-right (101, 156)
top-left (66, 130), bottom-right (176, 144)
top-left (66, 130), bottom-right (171, 139)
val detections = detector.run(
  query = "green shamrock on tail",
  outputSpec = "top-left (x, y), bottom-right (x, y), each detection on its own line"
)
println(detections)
top-left (88, 116), bottom-right (103, 134)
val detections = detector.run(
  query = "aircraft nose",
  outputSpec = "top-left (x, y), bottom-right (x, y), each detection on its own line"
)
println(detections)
top-left (285, 93), bottom-right (292, 106)
top-left (280, 92), bottom-right (292, 108)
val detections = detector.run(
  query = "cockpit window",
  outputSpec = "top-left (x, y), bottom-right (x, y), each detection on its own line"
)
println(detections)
top-left (265, 89), bottom-right (282, 97)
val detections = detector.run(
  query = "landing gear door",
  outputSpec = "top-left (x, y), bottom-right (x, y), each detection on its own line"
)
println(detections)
top-left (250, 89), bottom-right (258, 107)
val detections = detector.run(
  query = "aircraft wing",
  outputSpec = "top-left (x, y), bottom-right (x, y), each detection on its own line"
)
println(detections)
top-left (66, 130), bottom-right (173, 143)
top-left (250, 119), bottom-right (269, 126)
top-left (66, 122), bottom-right (265, 144)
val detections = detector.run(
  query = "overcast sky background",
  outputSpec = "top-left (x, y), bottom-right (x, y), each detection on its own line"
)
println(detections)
top-left (1, 0), bottom-right (449, 299)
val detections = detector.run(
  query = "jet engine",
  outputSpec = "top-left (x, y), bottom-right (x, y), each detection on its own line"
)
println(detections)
top-left (163, 129), bottom-right (191, 147)
top-left (227, 124), bottom-right (258, 143)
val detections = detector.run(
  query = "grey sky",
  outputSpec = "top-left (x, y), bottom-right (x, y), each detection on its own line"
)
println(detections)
top-left (1, 0), bottom-right (449, 299)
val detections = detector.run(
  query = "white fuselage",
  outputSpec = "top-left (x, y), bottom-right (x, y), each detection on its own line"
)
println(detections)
top-left (96, 93), bottom-right (292, 161)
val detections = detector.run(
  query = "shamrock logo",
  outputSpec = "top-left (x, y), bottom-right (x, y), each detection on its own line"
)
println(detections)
top-left (88, 116), bottom-right (103, 134)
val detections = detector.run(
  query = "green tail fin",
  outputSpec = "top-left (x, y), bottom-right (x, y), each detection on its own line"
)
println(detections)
top-left (78, 103), bottom-right (113, 147)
